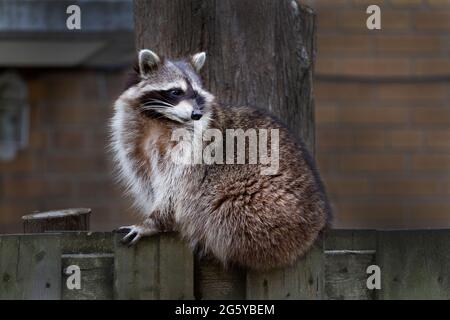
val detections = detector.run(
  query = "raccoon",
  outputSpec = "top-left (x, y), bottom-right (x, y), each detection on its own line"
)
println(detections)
top-left (110, 49), bottom-right (331, 270)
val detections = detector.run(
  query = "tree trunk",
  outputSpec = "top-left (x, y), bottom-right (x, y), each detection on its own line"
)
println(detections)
top-left (134, 0), bottom-right (319, 299)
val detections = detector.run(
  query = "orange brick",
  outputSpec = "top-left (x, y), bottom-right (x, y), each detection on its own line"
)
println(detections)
top-left (316, 59), bottom-right (339, 76)
top-left (77, 179), bottom-right (119, 198)
top-left (411, 154), bottom-right (450, 171)
top-left (339, 154), bottom-right (405, 172)
top-left (52, 130), bottom-right (85, 149)
top-left (46, 104), bottom-right (109, 125)
top-left (372, 178), bottom-right (439, 195)
top-left (317, 35), bottom-right (373, 55)
top-left (378, 83), bottom-right (449, 102)
top-left (412, 107), bottom-right (450, 124)
top-left (336, 202), bottom-right (406, 228)
top-left (315, 105), bottom-right (339, 123)
top-left (390, 0), bottom-right (423, 7)
top-left (315, 10), bottom-right (339, 30)
top-left (2, 177), bottom-right (71, 198)
top-left (425, 130), bottom-right (450, 149)
top-left (338, 106), bottom-right (409, 124)
top-left (380, 12), bottom-right (413, 30)
top-left (415, 59), bottom-right (450, 76)
top-left (353, 129), bottom-right (386, 148)
top-left (0, 153), bottom-right (34, 173)
top-left (0, 203), bottom-right (37, 231)
top-left (315, 82), bottom-right (378, 101)
top-left (403, 204), bottom-right (450, 226)
top-left (324, 177), bottom-right (371, 195)
top-left (426, 0), bottom-right (450, 7)
top-left (386, 129), bottom-right (423, 148)
top-left (317, 129), bottom-right (354, 149)
top-left (416, 12), bottom-right (450, 30)
top-left (375, 35), bottom-right (442, 54)
top-left (28, 131), bottom-right (48, 150)
top-left (27, 77), bottom-right (46, 105)
top-left (351, 0), bottom-right (386, 5)
top-left (42, 155), bottom-right (108, 174)
top-left (444, 181), bottom-right (450, 195)
top-left (335, 58), bottom-right (412, 77)
top-left (316, 153), bottom-right (340, 172)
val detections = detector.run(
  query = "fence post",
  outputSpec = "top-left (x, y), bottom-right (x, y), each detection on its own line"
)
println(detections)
top-left (22, 208), bottom-right (91, 233)
top-left (134, 0), bottom-right (317, 299)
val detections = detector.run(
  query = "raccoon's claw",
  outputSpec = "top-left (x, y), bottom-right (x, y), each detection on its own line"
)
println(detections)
top-left (118, 225), bottom-right (156, 247)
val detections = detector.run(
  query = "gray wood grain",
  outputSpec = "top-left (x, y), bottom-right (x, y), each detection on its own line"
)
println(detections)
top-left (114, 232), bottom-right (159, 299)
top-left (324, 230), bottom-right (377, 300)
top-left (0, 235), bottom-right (61, 299)
top-left (62, 254), bottom-right (114, 300)
top-left (0, 235), bottom-right (21, 299)
top-left (377, 230), bottom-right (450, 300)
top-left (246, 241), bottom-right (324, 299)
top-left (61, 232), bottom-right (114, 254)
top-left (114, 232), bottom-right (194, 300)
top-left (195, 256), bottom-right (246, 300)
top-left (159, 233), bottom-right (194, 299)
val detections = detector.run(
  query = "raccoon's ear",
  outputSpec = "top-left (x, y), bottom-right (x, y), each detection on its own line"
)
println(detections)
top-left (191, 52), bottom-right (206, 72)
top-left (138, 49), bottom-right (161, 77)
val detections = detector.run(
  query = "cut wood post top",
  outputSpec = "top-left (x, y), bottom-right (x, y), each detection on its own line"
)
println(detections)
top-left (22, 208), bottom-right (91, 234)
top-left (22, 208), bottom-right (91, 221)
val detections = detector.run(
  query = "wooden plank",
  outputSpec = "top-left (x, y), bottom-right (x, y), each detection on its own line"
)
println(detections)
top-left (60, 232), bottom-right (115, 299)
top-left (195, 256), bottom-right (246, 300)
top-left (60, 231), bottom-right (114, 254)
top-left (377, 230), bottom-right (450, 300)
top-left (324, 229), bottom-right (377, 300)
top-left (159, 233), bottom-right (194, 299)
top-left (325, 251), bottom-right (375, 300)
top-left (19, 235), bottom-right (62, 299)
top-left (62, 253), bottom-right (114, 300)
top-left (324, 229), bottom-right (376, 251)
top-left (114, 232), bottom-right (159, 299)
top-left (246, 240), bottom-right (324, 299)
top-left (0, 234), bottom-right (61, 299)
top-left (0, 235), bottom-right (21, 299)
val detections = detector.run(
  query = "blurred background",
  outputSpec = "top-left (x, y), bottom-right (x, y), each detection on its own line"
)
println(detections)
top-left (0, 0), bottom-right (449, 233)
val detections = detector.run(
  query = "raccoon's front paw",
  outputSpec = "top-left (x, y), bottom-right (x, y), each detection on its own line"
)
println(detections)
top-left (117, 225), bottom-right (157, 246)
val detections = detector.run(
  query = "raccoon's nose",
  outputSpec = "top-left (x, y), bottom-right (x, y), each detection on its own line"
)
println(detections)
top-left (191, 110), bottom-right (203, 120)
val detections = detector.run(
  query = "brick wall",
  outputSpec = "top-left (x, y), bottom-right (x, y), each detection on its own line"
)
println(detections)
top-left (304, 0), bottom-right (450, 228)
top-left (1, 1), bottom-right (449, 232)
top-left (0, 69), bottom-right (134, 233)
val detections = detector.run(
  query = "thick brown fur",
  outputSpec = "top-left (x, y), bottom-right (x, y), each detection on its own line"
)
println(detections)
top-left (111, 50), bottom-right (331, 270)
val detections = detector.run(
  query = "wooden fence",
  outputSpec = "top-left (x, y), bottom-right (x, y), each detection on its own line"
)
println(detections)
top-left (1, 229), bottom-right (449, 299)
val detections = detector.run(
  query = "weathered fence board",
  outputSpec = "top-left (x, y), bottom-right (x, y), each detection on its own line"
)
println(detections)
top-left (377, 230), bottom-right (450, 300)
top-left (114, 232), bottom-right (193, 300)
top-left (195, 256), bottom-right (247, 300)
top-left (0, 234), bottom-right (61, 299)
top-left (1, 230), bottom-right (450, 299)
top-left (324, 230), bottom-right (376, 300)
top-left (246, 242), bottom-right (324, 299)
top-left (62, 253), bottom-right (114, 300)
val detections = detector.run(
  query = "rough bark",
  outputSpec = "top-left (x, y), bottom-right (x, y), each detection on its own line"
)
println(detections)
top-left (134, 0), bottom-right (315, 151)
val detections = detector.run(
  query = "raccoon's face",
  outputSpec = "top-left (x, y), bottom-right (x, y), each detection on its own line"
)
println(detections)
top-left (124, 49), bottom-right (214, 124)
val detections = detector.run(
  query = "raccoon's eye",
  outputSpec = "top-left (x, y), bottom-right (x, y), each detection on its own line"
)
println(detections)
top-left (168, 88), bottom-right (184, 97)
